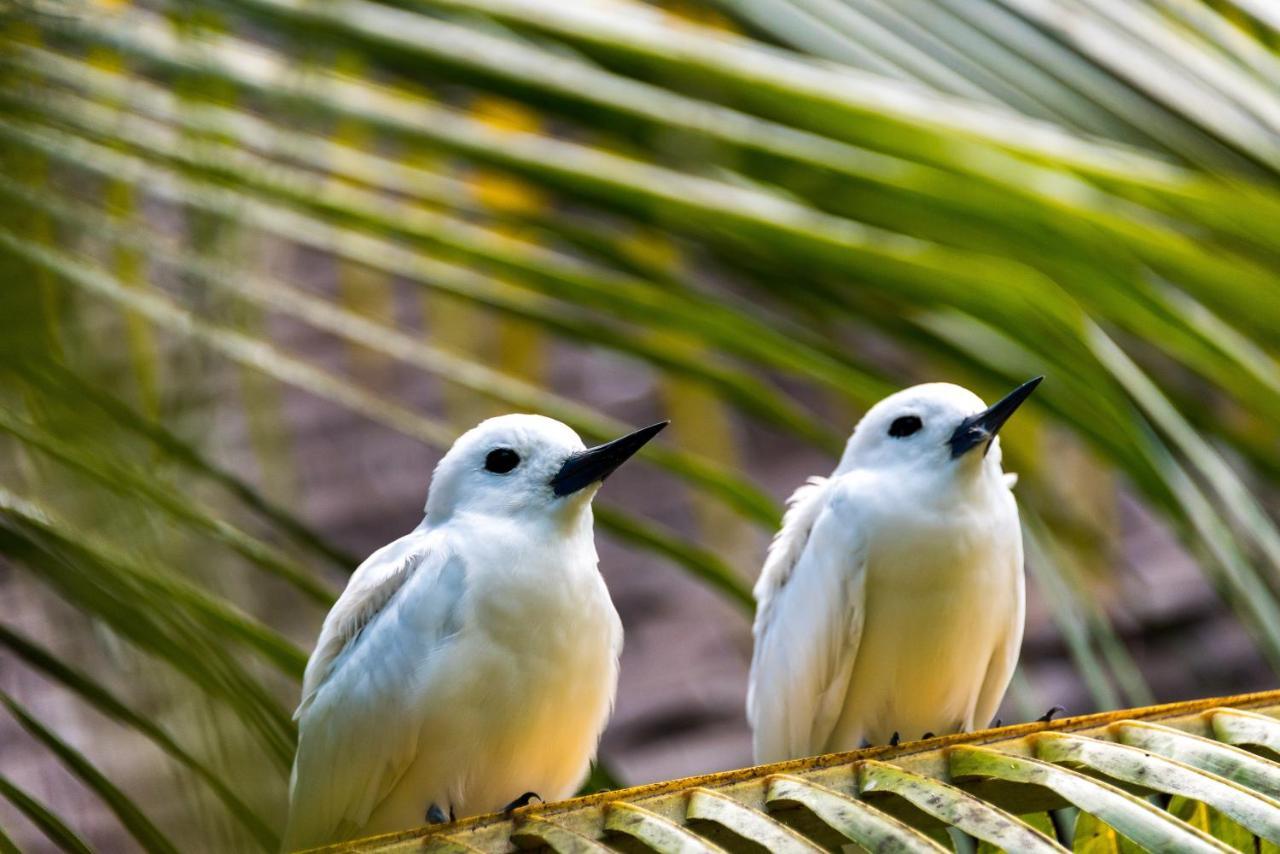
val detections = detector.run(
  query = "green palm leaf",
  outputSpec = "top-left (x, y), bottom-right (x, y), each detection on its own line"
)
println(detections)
top-left (0, 775), bottom-right (95, 854)
top-left (1, 694), bottom-right (180, 854)
top-left (3, 0), bottom-right (1280, 847)
top-left (0, 625), bottom-right (279, 851)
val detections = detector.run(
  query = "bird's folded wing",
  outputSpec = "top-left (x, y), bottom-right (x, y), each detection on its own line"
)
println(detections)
top-left (285, 535), bottom-right (467, 849)
top-left (747, 477), bottom-right (868, 762)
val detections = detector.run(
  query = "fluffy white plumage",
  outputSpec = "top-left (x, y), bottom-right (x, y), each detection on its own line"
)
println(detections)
top-left (747, 381), bottom-right (1034, 763)
top-left (283, 414), bottom-right (640, 850)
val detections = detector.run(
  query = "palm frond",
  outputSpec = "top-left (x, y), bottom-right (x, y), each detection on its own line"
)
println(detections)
top-left (0, 775), bottom-right (95, 854)
top-left (3, 0), bottom-right (1280, 847)
top-left (0, 625), bottom-right (279, 851)
top-left (1, 694), bottom-right (180, 854)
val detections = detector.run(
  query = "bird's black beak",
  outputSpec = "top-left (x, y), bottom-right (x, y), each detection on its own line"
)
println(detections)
top-left (551, 421), bottom-right (669, 497)
top-left (948, 377), bottom-right (1042, 459)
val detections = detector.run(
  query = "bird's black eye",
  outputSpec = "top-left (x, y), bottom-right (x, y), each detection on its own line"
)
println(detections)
top-left (484, 448), bottom-right (520, 474)
top-left (888, 415), bottom-right (922, 438)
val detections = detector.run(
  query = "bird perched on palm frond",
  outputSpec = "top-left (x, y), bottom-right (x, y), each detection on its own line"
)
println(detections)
top-left (283, 414), bottom-right (667, 850)
top-left (747, 379), bottom-right (1041, 762)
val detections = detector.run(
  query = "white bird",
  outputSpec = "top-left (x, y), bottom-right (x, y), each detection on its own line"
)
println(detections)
top-left (283, 414), bottom-right (667, 850)
top-left (746, 378), bottom-right (1041, 763)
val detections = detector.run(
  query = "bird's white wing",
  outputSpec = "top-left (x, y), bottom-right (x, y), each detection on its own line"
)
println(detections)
top-left (284, 530), bottom-right (467, 850)
top-left (747, 476), bottom-right (868, 763)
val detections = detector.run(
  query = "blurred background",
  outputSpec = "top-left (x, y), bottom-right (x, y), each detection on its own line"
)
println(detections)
top-left (2, 0), bottom-right (1280, 849)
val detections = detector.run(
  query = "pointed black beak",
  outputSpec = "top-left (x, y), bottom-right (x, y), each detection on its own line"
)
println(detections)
top-left (948, 376), bottom-right (1042, 459)
top-left (551, 421), bottom-right (669, 497)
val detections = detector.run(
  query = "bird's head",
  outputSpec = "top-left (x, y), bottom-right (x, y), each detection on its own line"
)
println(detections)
top-left (838, 378), bottom-right (1042, 480)
top-left (424, 414), bottom-right (668, 525)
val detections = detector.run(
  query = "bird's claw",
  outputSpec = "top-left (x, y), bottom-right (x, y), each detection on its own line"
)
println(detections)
top-left (1036, 705), bottom-right (1066, 723)
top-left (888, 731), bottom-right (900, 747)
top-left (922, 732), bottom-right (935, 740)
top-left (426, 803), bottom-right (449, 825)
top-left (503, 792), bottom-right (543, 815)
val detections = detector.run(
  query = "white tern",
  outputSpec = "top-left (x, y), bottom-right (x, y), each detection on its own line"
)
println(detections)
top-left (283, 414), bottom-right (667, 849)
top-left (747, 378), bottom-right (1041, 762)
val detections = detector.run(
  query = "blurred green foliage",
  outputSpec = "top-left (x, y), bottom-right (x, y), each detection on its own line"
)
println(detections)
top-left (1, 0), bottom-right (1279, 849)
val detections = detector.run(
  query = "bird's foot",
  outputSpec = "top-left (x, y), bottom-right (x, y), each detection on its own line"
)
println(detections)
top-left (922, 732), bottom-right (935, 740)
top-left (502, 792), bottom-right (543, 815)
top-left (425, 803), bottom-right (450, 825)
top-left (1036, 705), bottom-right (1066, 723)
top-left (888, 731), bottom-right (900, 747)
top-left (992, 718), bottom-right (1002, 728)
